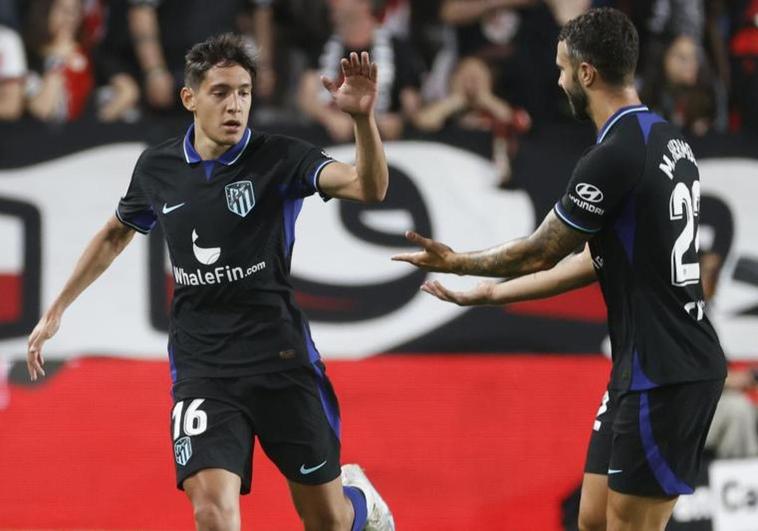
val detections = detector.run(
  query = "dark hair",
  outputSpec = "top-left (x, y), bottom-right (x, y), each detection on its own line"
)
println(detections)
top-left (24, 0), bottom-right (84, 56)
top-left (558, 8), bottom-right (639, 86)
top-left (184, 33), bottom-right (258, 88)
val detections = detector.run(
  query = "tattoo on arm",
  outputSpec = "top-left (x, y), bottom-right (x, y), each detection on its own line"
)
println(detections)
top-left (454, 211), bottom-right (591, 278)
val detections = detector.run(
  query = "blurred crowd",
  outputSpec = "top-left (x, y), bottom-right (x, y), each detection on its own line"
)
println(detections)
top-left (0, 0), bottom-right (757, 182)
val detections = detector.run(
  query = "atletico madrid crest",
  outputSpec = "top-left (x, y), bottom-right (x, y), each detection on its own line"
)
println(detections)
top-left (225, 180), bottom-right (255, 217)
top-left (174, 436), bottom-right (192, 466)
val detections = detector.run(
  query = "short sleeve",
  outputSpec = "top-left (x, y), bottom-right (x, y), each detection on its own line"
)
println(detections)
top-left (116, 153), bottom-right (157, 234)
top-left (280, 137), bottom-right (335, 201)
top-left (554, 145), bottom-right (639, 234)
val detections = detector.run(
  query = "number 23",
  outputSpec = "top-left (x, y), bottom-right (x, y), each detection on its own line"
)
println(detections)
top-left (669, 181), bottom-right (700, 287)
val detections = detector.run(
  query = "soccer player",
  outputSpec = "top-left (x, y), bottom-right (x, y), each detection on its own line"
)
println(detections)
top-left (392, 8), bottom-right (726, 531)
top-left (27, 33), bottom-right (394, 531)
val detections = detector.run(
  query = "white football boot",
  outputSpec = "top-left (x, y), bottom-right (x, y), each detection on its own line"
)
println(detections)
top-left (341, 464), bottom-right (395, 531)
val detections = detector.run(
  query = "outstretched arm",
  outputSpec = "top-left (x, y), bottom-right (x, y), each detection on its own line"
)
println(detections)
top-left (317, 52), bottom-right (389, 203)
top-left (392, 209), bottom-right (590, 278)
top-left (421, 244), bottom-right (596, 306)
top-left (27, 215), bottom-right (136, 380)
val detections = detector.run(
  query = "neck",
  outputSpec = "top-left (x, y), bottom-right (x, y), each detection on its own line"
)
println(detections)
top-left (588, 87), bottom-right (642, 133)
top-left (193, 123), bottom-right (232, 160)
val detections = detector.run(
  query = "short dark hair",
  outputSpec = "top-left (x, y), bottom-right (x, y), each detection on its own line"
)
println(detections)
top-left (558, 8), bottom-right (639, 86)
top-left (184, 33), bottom-right (258, 88)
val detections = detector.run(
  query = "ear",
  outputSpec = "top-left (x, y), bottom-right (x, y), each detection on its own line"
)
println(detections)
top-left (180, 86), bottom-right (196, 112)
top-left (578, 62), bottom-right (596, 88)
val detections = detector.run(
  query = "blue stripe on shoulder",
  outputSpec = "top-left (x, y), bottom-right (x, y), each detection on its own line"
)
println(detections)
top-left (636, 112), bottom-right (666, 145)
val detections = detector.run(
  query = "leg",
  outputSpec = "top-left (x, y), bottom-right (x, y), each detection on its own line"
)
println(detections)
top-left (578, 473), bottom-right (608, 531)
top-left (579, 388), bottom-right (616, 531)
top-left (184, 468), bottom-right (242, 531)
top-left (289, 476), bottom-right (355, 531)
top-left (606, 489), bottom-right (677, 531)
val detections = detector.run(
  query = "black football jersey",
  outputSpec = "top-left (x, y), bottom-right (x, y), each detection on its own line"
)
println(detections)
top-left (117, 125), bottom-right (335, 381)
top-left (554, 105), bottom-right (726, 391)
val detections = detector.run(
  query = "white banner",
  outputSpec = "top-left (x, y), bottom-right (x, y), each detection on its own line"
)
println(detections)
top-left (0, 143), bottom-right (756, 360)
top-left (709, 458), bottom-right (758, 531)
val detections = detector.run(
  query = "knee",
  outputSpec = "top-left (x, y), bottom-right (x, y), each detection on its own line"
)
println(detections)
top-left (578, 509), bottom-right (606, 531)
top-left (193, 498), bottom-right (238, 531)
top-left (301, 507), bottom-right (353, 531)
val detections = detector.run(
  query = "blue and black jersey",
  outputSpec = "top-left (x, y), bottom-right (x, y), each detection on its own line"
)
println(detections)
top-left (554, 105), bottom-right (726, 391)
top-left (117, 125), bottom-right (334, 381)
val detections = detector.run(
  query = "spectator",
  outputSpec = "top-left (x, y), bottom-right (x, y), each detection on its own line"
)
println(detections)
top-left (298, 0), bottom-right (425, 141)
top-left (641, 33), bottom-right (718, 136)
top-left (126, 0), bottom-right (260, 112)
top-left (439, 0), bottom-right (563, 124)
top-left (0, 23), bottom-right (27, 120)
top-left (705, 368), bottom-right (758, 458)
top-left (729, 0), bottom-right (758, 132)
top-left (24, 0), bottom-right (95, 123)
top-left (91, 0), bottom-right (140, 122)
top-left (413, 55), bottom-right (531, 186)
top-left (699, 194), bottom-right (758, 459)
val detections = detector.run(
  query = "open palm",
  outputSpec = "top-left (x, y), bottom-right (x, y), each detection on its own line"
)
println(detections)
top-left (322, 51), bottom-right (378, 117)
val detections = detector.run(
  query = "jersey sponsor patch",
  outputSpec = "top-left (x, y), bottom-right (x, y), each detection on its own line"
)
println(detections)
top-left (575, 183), bottom-right (604, 203)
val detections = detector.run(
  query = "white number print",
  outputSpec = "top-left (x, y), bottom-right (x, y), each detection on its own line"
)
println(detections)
top-left (669, 181), bottom-right (700, 286)
top-left (171, 399), bottom-right (208, 440)
top-left (593, 391), bottom-right (610, 432)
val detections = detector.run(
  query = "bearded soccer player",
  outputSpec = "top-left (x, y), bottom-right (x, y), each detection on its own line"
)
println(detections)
top-left (393, 8), bottom-right (725, 531)
top-left (27, 34), bottom-right (394, 531)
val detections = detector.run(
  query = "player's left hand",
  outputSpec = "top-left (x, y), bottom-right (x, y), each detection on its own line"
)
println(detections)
top-left (391, 231), bottom-right (459, 273)
top-left (321, 51), bottom-right (378, 117)
top-left (421, 279), bottom-right (496, 306)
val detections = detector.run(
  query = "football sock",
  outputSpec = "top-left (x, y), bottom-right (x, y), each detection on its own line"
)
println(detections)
top-left (344, 486), bottom-right (368, 531)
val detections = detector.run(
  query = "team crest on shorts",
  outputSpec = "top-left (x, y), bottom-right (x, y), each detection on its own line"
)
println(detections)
top-left (225, 180), bottom-right (255, 217)
top-left (174, 436), bottom-right (192, 466)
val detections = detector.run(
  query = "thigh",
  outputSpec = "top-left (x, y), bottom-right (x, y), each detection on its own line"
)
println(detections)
top-left (288, 476), bottom-right (352, 523)
top-left (584, 388), bottom-right (617, 475)
top-left (578, 473), bottom-right (608, 531)
top-left (606, 488), bottom-right (677, 531)
top-left (171, 379), bottom-right (255, 494)
top-left (248, 363), bottom-right (342, 486)
top-left (184, 468), bottom-right (242, 510)
top-left (608, 379), bottom-right (724, 497)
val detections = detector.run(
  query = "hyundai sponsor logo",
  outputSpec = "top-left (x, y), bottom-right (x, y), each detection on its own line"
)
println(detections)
top-left (575, 183), bottom-right (604, 203)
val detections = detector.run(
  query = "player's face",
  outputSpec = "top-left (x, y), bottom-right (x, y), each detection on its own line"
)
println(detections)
top-left (556, 41), bottom-right (590, 121)
top-left (189, 64), bottom-right (252, 147)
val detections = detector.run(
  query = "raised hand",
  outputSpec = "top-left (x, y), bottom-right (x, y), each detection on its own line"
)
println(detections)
top-left (421, 279), bottom-right (496, 306)
top-left (391, 231), bottom-right (459, 273)
top-left (321, 51), bottom-right (378, 117)
top-left (27, 312), bottom-right (61, 381)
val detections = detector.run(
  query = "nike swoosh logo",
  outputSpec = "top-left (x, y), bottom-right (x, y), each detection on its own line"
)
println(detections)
top-left (608, 469), bottom-right (623, 475)
top-left (299, 460), bottom-right (327, 475)
top-left (162, 202), bottom-right (186, 214)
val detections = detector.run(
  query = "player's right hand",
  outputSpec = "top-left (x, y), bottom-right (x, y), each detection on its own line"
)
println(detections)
top-left (421, 280), bottom-right (496, 306)
top-left (27, 312), bottom-right (60, 381)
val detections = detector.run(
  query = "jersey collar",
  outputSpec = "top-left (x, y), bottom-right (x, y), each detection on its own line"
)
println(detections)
top-left (182, 123), bottom-right (252, 166)
top-left (596, 104), bottom-right (648, 144)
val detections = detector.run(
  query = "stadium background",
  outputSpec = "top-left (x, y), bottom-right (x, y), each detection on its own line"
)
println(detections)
top-left (1, 0), bottom-right (758, 529)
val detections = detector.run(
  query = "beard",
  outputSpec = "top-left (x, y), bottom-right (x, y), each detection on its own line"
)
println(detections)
top-left (565, 78), bottom-right (590, 121)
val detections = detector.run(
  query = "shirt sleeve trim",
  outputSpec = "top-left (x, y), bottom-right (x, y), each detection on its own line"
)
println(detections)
top-left (311, 158), bottom-right (336, 195)
top-left (553, 202), bottom-right (601, 235)
top-left (115, 208), bottom-right (151, 234)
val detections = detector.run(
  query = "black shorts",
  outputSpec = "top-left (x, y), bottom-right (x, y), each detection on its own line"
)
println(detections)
top-left (169, 362), bottom-right (341, 494)
top-left (584, 379), bottom-right (724, 497)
